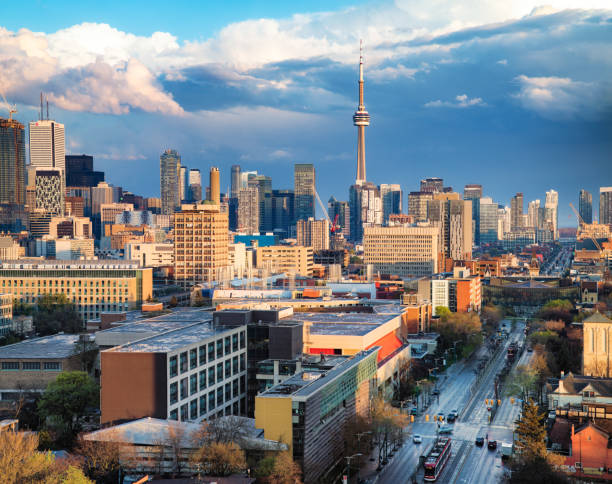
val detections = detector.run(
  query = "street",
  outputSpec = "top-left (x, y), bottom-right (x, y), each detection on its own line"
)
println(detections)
top-left (370, 319), bottom-right (529, 484)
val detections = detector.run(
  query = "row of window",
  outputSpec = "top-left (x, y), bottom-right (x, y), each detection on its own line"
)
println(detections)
top-left (1, 279), bottom-right (129, 287)
top-left (169, 362), bottom-right (245, 404)
top-left (1, 361), bottom-right (61, 371)
top-left (169, 382), bottom-right (244, 421)
top-left (169, 332), bottom-right (246, 378)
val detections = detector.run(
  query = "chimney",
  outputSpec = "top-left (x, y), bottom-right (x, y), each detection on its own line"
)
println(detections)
top-left (209, 167), bottom-right (220, 206)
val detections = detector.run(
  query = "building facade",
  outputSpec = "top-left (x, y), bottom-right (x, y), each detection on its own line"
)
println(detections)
top-left (408, 191), bottom-right (433, 222)
top-left (294, 164), bottom-right (315, 222)
top-left (160, 149), bottom-right (181, 215)
top-left (579, 190), bottom-right (593, 225)
top-left (583, 312), bottom-right (612, 378)
top-left (349, 182), bottom-right (382, 242)
top-left (296, 218), bottom-right (329, 251)
top-left (0, 118), bottom-right (26, 206)
top-left (34, 169), bottom-right (64, 215)
top-left (256, 245), bottom-right (313, 277)
top-left (29, 120), bottom-right (65, 175)
top-left (125, 243), bottom-right (174, 267)
top-left (511, 192), bottom-right (524, 231)
top-left (380, 184), bottom-right (402, 225)
top-left (237, 187), bottom-right (259, 234)
top-left (601, 187), bottom-right (612, 225)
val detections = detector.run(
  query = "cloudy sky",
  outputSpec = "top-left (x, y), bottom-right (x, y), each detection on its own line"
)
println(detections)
top-left (1, 0), bottom-right (611, 224)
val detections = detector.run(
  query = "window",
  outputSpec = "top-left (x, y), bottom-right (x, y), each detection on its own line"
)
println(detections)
top-left (209, 391), bottom-right (216, 410)
top-left (169, 382), bottom-right (178, 404)
top-left (217, 363), bottom-right (223, 383)
top-left (190, 349), bottom-right (197, 370)
top-left (180, 378), bottom-right (188, 400)
top-left (169, 409), bottom-right (178, 421)
top-left (225, 360), bottom-right (231, 379)
top-left (225, 383), bottom-right (231, 401)
top-left (199, 345), bottom-right (206, 365)
top-left (232, 379), bottom-right (239, 398)
top-left (190, 374), bottom-right (197, 395)
top-left (2, 362), bottom-right (19, 370)
top-left (232, 356), bottom-right (238, 376)
top-left (240, 331), bottom-right (245, 349)
top-left (169, 356), bottom-right (178, 378)
top-left (240, 354), bottom-right (245, 372)
top-left (208, 367), bottom-right (215, 386)
top-left (216, 339), bottom-right (223, 358)
top-left (190, 399), bottom-right (198, 420)
top-left (224, 337), bottom-right (231, 356)
top-left (180, 404), bottom-right (188, 421)
top-left (232, 334), bottom-right (238, 352)
top-left (44, 362), bottom-right (61, 371)
top-left (200, 395), bottom-right (207, 416)
top-left (217, 390), bottom-right (224, 406)
top-left (208, 342), bottom-right (215, 361)
top-left (180, 352), bottom-right (188, 373)
top-left (200, 371), bottom-right (206, 391)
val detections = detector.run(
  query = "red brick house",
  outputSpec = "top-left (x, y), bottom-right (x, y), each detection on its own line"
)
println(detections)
top-left (564, 421), bottom-right (612, 480)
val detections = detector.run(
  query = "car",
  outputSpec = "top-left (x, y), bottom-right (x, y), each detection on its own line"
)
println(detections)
top-left (439, 425), bottom-right (453, 434)
top-left (447, 413), bottom-right (456, 422)
top-left (475, 437), bottom-right (485, 446)
top-left (413, 434), bottom-right (422, 444)
top-left (432, 389), bottom-right (440, 396)
top-left (488, 440), bottom-right (497, 450)
top-left (527, 347), bottom-right (533, 352)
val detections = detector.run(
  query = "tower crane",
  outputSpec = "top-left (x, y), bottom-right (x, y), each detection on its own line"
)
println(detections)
top-left (0, 90), bottom-right (17, 121)
top-left (569, 202), bottom-right (602, 252)
top-left (314, 189), bottom-right (343, 234)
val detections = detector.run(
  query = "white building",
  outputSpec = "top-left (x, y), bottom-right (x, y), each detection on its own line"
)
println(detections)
top-left (28, 120), bottom-right (65, 174)
top-left (545, 189), bottom-right (559, 240)
top-left (124, 242), bottom-right (174, 267)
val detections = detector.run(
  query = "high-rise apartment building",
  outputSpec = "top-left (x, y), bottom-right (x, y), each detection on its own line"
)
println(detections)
top-left (230, 165), bottom-right (241, 198)
top-left (427, 194), bottom-right (472, 260)
top-left (294, 164), bottom-right (315, 222)
top-left (237, 187), bottom-right (259, 234)
top-left (363, 225), bottom-right (439, 277)
top-left (579, 189), bottom-right (593, 224)
top-left (349, 182), bottom-right (382, 242)
top-left (29, 120), bottom-right (65, 174)
top-left (296, 218), bottom-right (330, 251)
top-left (408, 191), bottom-right (433, 222)
top-left (479, 197), bottom-right (499, 244)
top-left (510, 193), bottom-right (524, 231)
top-left (420, 177), bottom-right (444, 193)
top-left (248, 174), bottom-right (272, 232)
top-left (498, 206), bottom-right (511, 238)
top-left (464, 184), bottom-right (482, 245)
top-left (160, 149), bottom-right (181, 215)
top-left (380, 183), bottom-right (402, 224)
top-left (545, 189), bottom-right (559, 240)
top-left (174, 204), bottom-right (229, 284)
top-left (0, 118), bottom-right (26, 205)
top-left (188, 169), bottom-right (202, 202)
top-left (328, 197), bottom-right (350, 239)
top-left (600, 187), bottom-right (612, 225)
top-left (527, 200), bottom-right (540, 229)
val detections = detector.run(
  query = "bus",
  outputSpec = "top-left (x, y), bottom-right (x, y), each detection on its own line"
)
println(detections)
top-left (423, 437), bottom-right (452, 481)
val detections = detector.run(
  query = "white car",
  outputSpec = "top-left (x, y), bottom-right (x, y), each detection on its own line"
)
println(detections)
top-left (413, 434), bottom-right (422, 444)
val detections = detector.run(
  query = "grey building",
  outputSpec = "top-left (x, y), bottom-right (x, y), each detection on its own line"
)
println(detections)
top-left (0, 118), bottom-right (26, 206)
top-left (600, 187), bottom-right (612, 225)
top-left (579, 189), bottom-right (593, 224)
top-left (294, 164), bottom-right (315, 222)
top-left (160, 149), bottom-right (181, 215)
top-left (464, 184), bottom-right (482, 245)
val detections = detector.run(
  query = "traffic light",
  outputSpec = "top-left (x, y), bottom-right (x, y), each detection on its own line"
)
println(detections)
top-left (410, 415), bottom-right (414, 423)
top-left (425, 414), bottom-right (429, 422)
top-left (497, 399), bottom-right (501, 406)
top-left (511, 397), bottom-right (515, 404)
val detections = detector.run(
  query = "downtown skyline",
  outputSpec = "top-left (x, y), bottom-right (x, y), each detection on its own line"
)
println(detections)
top-left (1, 1), bottom-right (611, 224)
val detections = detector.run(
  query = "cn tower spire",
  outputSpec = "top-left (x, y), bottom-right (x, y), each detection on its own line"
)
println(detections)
top-left (353, 40), bottom-right (370, 184)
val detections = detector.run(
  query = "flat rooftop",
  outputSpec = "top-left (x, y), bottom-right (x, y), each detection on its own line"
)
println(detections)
top-left (0, 334), bottom-right (80, 359)
top-left (291, 311), bottom-right (400, 336)
top-left (260, 348), bottom-right (378, 398)
top-left (0, 259), bottom-right (142, 270)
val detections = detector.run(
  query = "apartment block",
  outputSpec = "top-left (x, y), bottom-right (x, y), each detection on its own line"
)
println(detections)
top-left (363, 225), bottom-right (439, 278)
top-left (418, 267), bottom-right (481, 315)
top-left (296, 217), bottom-right (329, 251)
top-left (256, 245), bottom-right (313, 277)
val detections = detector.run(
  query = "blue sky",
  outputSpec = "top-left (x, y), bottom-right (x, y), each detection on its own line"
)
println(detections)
top-left (1, 1), bottom-right (611, 225)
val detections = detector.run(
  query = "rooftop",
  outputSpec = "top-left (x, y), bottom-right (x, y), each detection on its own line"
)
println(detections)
top-left (583, 311), bottom-right (612, 324)
top-left (0, 334), bottom-right (80, 359)
top-left (0, 259), bottom-right (142, 270)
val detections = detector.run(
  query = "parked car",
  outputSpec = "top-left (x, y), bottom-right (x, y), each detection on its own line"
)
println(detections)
top-left (413, 434), bottom-right (422, 444)
top-left (475, 437), bottom-right (485, 446)
top-left (488, 440), bottom-right (497, 450)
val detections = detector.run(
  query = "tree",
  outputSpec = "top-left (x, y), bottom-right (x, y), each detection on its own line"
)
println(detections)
top-left (268, 452), bottom-right (302, 484)
top-left (33, 293), bottom-right (83, 335)
top-left (0, 431), bottom-right (91, 484)
top-left (38, 371), bottom-right (99, 447)
top-left (371, 398), bottom-right (408, 467)
top-left (201, 415), bottom-right (251, 444)
top-left (508, 456), bottom-right (569, 484)
top-left (435, 306), bottom-right (451, 321)
top-left (76, 434), bottom-right (121, 483)
top-left (506, 366), bottom-right (537, 401)
top-left (191, 441), bottom-right (246, 476)
top-left (514, 399), bottom-right (547, 461)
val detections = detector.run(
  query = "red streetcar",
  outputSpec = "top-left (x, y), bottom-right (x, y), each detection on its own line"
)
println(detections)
top-left (423, 437), bottom-right (452, 481)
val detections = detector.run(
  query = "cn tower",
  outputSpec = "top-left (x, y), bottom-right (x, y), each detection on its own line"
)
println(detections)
top-left (353, 40), bottom-right (370, 184)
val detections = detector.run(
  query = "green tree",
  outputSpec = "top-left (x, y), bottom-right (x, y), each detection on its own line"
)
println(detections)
top-left (435, 306), bottom-right (451, 321)
top-left (38, 371), bottom-right (99, 447)
top-left (34, 294), bottom-right (83, 335)
top-left (506, 366), bottom-right (537, 401)
top-left (514, 399), bottom-right (547, 461)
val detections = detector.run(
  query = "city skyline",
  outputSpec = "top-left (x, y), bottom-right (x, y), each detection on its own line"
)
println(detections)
top-left (0, 1), bottom-right (611, 224)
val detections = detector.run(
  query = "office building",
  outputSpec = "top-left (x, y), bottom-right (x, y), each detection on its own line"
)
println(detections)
top-left (294, 164), bottom-right (315, 222)
top-left (408, 191), bottom-right (433, 222)
top-left (237, 187), bottom-right (259, 234)
top-left (255, 348), bottom-right (378, 483)
top-left (125, 243), bottom-right (174, 267)
top-left (511, 193), bottom-right (524, 231)
top-left (420, 177), bottom-right (443, 194)
top-left (363, 225), bottom-right (439, 277)
top-left (579, 189), bottom-right (593, 224)
top-left (65, 154), bottom-right (104, 187)
top-left (545, 189), bottom-right (559, 240)
top-left (328, 197), bottom-right (350, 239)
top-left (100, 203), bottom-right (133, 237)
top-left (353, 45), bottom-right (370, 184)
top-left (28, 120), bottom-right (65, 176)
top-left (0, 117), bottom-right (26, 206)
top-left (270, 189), bottom-right (294, 237)
top-left (100, 314), bottom-right (247, 424)
top-left (296, 218), bottom-right (329, 251)
top-left (33, 169), bottom-right (64, 215)
top-left (349, 181), bottom-right (382, 242)
top-left (498, 206), bottom-right (511, 238)
top-left (91, 181), bottom-right (114, 215)
top-left (0, 259), bottom-right (152, 320)
top-left (174, 204), bottom-right (229, 285)
top-left (248, 174), bottom-right (272, 232)
top-left (600, 187), bottom-right (612, 225)
top-left (188, 169), bottom-right (202, 201)
top-left (230, 165), bottom-right (241, 198)
top-left (380, 183), bottom-right (402, 224)
top-left (427, 195), bottom-right (472, 260)
top-left (464, 184), bottom-right (482, 245)
top-left (160, 149), bottom-right (181, 215)
top-left (479, 197), bottom-right (499, 244)
top-left (256, 245), bottom-right (313, 277)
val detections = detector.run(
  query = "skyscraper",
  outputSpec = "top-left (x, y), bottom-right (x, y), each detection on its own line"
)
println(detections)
top-left (179, 165), bottom-right (188, 203)
top-left (160, 149), bottom-right (181, 215)
top-left (579, 189), bottom-right (593, 224)
top-left (479, 197), bottom-right (499, 244)
top-left (353, 42), bottom-right (370, 184)
top-left (271, 189), bottom-right (294, 237)
top-left (349, 182), bottom-right (382, 242)
top-left (464, 184), bottom-right (482, 245)
top-left (600, 187), bottom-right (612, 225)
top-left (427, 195), bottom-right (472, 260)
top-left (380, 184), bottom-right (402, 224)
top-left (297, 218), bottom-right (330, 251)
top-left (545, 189), bottom-right (559, 240)
top-left (408, 192), bottom-right (433, 222)
top-left (65, 155), bottom-right (104, 187)
top-left (188, 169), bottom-right (202, 201)
top-left (420, 177), bottom-right (444, 194)
top-left (34, 169), bottom-right (64, 215)
top-left (510, 193), bottom-right (524, 231)
top-left (328, 196), bottom-right (350, 239)
top-left (248, 174), bottom-right (272, 232)
top-left (237, 187), bottom-right (259, 233)
top-left (527, 200), bottom-right (541, 229)
top-left (29, 120), bottom-right (65, 174)
top-left (231, 165), bottom-right (241, 199)
top-left (294, 163), bottom-right (315, 222)
top-left (0, 117), bottom-right (26, 205)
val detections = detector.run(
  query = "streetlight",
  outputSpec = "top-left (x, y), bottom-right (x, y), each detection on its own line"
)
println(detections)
top-left (344, 453), bottom-right (362, 483)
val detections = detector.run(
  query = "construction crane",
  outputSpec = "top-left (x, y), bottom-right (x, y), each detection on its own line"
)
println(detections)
top-left (569, 202), bottom-right (602, 252)
top-left (0, 90), bottom-right (17, 121)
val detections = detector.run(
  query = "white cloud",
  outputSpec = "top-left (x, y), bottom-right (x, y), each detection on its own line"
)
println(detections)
top-left (497, 59), bottom-right (508, 65)
top-left (513, 74), bottom-right (611, 120)
top-left (425, 94), bottom-right (485, 108)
